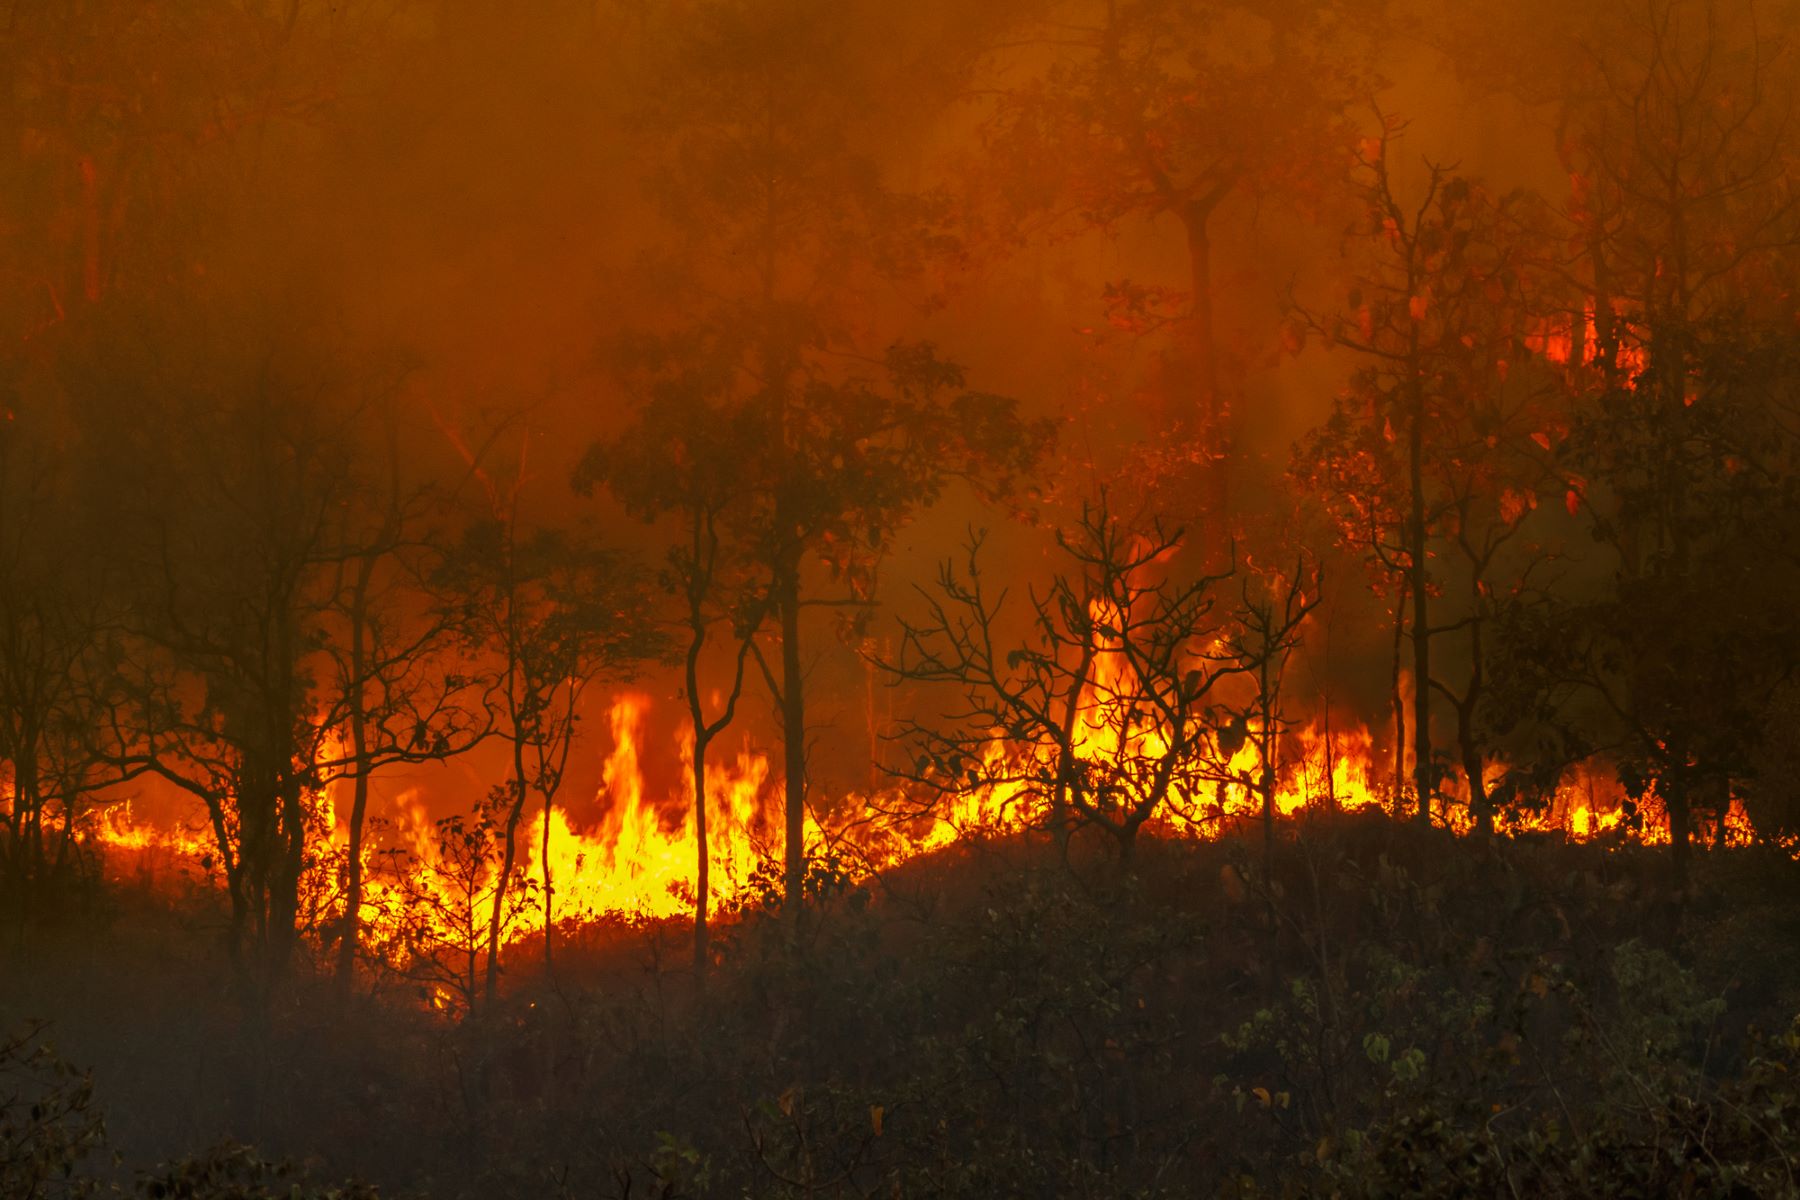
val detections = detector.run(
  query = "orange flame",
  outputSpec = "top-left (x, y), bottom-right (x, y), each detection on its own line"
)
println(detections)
top-left (86, 687), bottom-right (1764, 979)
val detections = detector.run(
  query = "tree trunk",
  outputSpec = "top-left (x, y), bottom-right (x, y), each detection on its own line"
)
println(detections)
top-left (1459, 705), bottom-right (1491, 837)
top-left (15, 754), bottom-right (40, 912)
top-left (335, 560), bottom-right (376, 993)
top-left (1407, 382), bottom-right (1432, 826)
top-left (778, 560), bottom-right (806, 923)
top-left (681, 583), bottom-right (715, 981)
top-left (267, 776), bottom-right (307, 986)
top-left (1390, 581), bottom-right (1407, 809)
top-left (1667, 787), bottom-right (1691, 891)
top-left (1323, 711), bottom-right (1337, 810)
top-left (1047, 769), bottom-right (1072, 858)
top-left (485, 772), bottom-right (524, 1008)
top-left (335, 766), bottom-right (370, 989)
top-left (485, 561), bottom-right (530, 1007)
top-left (1258, 657), bottom-right (1277, 879)
top-left (1260, 731), bottom-right (1277, 879)
top-left (1116, 822), bottom-right (1138, 869)
top-left (541, 789), bottom-right (554, 978)
top-left (1461, 609), bottom-right (1491, 836)
top-left (1590, 253), bottom-right (1617, 377)
top-left (1181, 203), bottom-right (1220, 431)
top-left (691, 733), bottom-right (711, 979)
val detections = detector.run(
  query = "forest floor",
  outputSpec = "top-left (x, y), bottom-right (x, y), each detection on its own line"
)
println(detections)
top-left (5, 813), bottom-right (1800, 1198)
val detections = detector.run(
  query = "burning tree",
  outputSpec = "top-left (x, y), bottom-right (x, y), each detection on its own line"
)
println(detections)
top-left (1219, 558), bottom-right (1323, 866)
top-left (315, 410), bottom-right (489, 992)
top-left (617, 0), bottom-right (1051, 920)
top-left (376, 804), bottom-right (537, 1020)
top-left (1470, 0), bottom-right (1800, 382)
top-left (1292, 122), bottom-right (1568, 829)
top-left (889, 497), bottom-right (1243, 863)
top-left (1551, 1), bottom-right (1800, 877)
top-left (576, 381), bottom-right (771, 979)
top-left (1496, 325), bottom-right (1800, 877)
top-left (433, 438), bottom-right (662, 1003)
top-left (1449, 0), bottom-right (1800, 875)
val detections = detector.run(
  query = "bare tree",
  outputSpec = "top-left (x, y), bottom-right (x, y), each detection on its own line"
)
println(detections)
top-left (1218, 560), bottom-right (1322, 872)
top-left (888, 496), bottom-right (1237, 864)
top-left (1293, 120), bottom-right (1562, 826)
top-left (317, 413), bottom-right (488, 992)
top-left (624, 1), bottom-right (1052, 922)
top-left (378, 801), bottom-right (536, 1021)
top-left (0, 398), bottom-right (124, 913)
top-left (435, 426), bottom-right (662, 1005)
top-left (577, 387), bottom-right (770, 981)
top-left (94, 323), bottom-right (368, 993)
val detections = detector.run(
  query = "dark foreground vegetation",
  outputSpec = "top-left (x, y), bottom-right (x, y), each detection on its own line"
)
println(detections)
top-left (6, 819), bottom-right (1800, 1198)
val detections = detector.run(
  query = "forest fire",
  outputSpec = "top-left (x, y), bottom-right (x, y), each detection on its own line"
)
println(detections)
top-left (1525, 304), bottom-right (1650, 376)
top-left (5, 1), bottom-right (1800, 1195)
top-left (83, 688), bottom-right (1752, 973)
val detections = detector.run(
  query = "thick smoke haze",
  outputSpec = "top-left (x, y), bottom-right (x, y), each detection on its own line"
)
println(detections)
top-left (3, 0), bottom-right (1792, 831)
top-left (7, 2), bottom-right (1800, 1195)
top-left (0, 0), bottom-right (1780, 819)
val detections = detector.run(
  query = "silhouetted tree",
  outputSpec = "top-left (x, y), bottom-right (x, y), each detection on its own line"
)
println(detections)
top-left (317, 410), bottom-right (488, 992)
top-left (576, 384), bottom-right (770, 980)
top-left (433, 433), bottom-right (661, 1003)
top-left (85, 306), bottom-right (370, 994)
top-left (1450, 0), bottom-right (1800, 877)
top-left (1221, 558), bottom-right (1322, 870)
top-left (1293, 123), bottom-right (1563, 827)
top-left (890, 496), bottom-right (1238, 863)
top-left (622, 0), bottom-right (1051, 919)
top-left (1561, 2), bottom-right (1799, 878)
top-left (1496, 324), bottom-right (1800, 878)
top-left (378, 801), bottom-right (535, 1021)
top-left (0, 392), bottom-right (123, 911)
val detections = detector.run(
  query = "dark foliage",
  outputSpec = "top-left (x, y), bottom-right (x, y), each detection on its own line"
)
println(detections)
top-left (10, 821), bottom-right (1800, 1198)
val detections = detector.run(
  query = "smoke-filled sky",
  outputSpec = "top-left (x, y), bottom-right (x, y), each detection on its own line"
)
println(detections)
top-left (7, 0), bottom-right (1792, 830)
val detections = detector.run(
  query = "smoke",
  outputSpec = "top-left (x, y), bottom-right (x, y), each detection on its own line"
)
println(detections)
top-left (12, 0), bottom-right (1787, 826)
